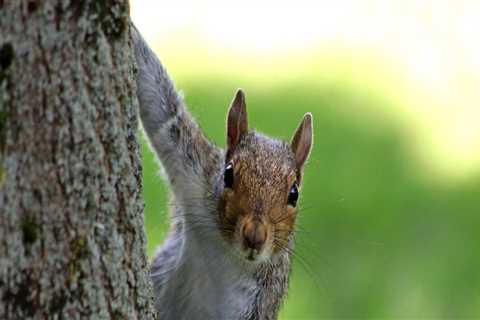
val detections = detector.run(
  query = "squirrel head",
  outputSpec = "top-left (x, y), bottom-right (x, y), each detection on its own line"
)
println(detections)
top-left (218, 89), bottom-right (313, 263)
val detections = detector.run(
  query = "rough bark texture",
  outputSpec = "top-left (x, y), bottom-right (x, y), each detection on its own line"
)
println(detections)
top-left (0, 1), bottom-right (156, 318)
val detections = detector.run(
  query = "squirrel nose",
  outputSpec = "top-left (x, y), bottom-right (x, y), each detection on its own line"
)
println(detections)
top-left (242, 221), bottom-right (267, 251)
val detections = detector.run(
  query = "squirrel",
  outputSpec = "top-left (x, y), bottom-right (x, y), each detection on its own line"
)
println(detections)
top-left (131, 24), bottom-right (313, 320)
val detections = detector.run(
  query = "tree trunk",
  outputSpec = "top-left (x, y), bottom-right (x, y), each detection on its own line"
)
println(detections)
top-left (0, 1), bottom-right (156, 318)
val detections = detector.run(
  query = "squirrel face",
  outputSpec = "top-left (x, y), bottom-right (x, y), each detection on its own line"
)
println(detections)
top-left (218, 90), bottom-right (313, 263)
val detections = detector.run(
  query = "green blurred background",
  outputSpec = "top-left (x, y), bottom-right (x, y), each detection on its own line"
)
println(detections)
top-left (133, 1), bottom-right (480, 318)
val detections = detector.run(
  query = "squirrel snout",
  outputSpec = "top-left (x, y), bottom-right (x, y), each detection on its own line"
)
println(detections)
top-left (242, 221), bottom-right (267, 251)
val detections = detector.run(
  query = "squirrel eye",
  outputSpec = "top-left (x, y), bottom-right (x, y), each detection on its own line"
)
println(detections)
top-left (224, 163), bottom-right (234, 188)
top-left (287, 183), bottom-right (299, 207)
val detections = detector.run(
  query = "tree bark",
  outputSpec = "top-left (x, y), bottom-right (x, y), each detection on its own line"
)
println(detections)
top-left (0, 1), bottom-right (156, 318)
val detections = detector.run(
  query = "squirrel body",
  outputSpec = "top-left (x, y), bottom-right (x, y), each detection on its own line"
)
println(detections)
top-left (131, 24), bottom-right (313, 320)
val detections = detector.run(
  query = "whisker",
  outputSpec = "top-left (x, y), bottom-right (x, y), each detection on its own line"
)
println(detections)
top-left (273, 237), bottom-right (325, 292)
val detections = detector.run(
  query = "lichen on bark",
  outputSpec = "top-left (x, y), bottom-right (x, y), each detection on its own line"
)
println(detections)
top-left (0, 1), bottom-right (156, 318)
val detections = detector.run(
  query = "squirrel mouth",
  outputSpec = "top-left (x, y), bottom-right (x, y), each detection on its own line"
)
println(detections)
top-left (246, 248), bottom-right (261, 261)
top-left (247, 250), bottom-right (255, 261)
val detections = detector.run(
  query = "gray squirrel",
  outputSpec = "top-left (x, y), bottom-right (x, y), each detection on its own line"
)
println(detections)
top-left (131, 24), bottom-right (313, 320)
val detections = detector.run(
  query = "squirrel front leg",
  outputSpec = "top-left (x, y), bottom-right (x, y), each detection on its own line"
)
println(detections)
top-left (131, 24), bottom-right (221, 190)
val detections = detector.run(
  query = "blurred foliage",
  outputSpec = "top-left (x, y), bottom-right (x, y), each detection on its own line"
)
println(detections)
top-left (141, 76), bottom-right (480, 318)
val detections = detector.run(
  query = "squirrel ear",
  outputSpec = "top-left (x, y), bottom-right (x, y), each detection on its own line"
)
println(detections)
top-left (290, 113), bottom-right (313, 171)
top-left (226, 89), bottom-right (248, 157)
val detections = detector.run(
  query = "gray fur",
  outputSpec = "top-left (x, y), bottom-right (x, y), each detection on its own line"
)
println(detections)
top-left (131, 23), bottom-right (296, 320)
top-left (131, 24), bottom-right (221, 188)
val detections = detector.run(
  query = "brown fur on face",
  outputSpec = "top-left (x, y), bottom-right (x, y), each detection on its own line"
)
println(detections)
top-left (218, 132), bottom-right (301, 259)
top-left (219, 89), bottom-right (313, 261)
